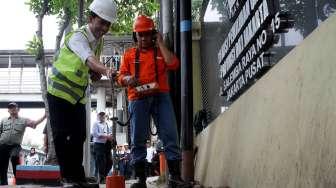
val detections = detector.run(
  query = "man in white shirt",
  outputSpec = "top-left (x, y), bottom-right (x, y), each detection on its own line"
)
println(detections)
top-left (46, 0), bottom-right (117, 187)
top-left (0, 102), bottom-right (45, 185)
top-left (146, 141), bottom-right (156, 177)
top-left (26, 147), bottom-right (40, 166)
top-left (91, 112), bottom-right (112, 183)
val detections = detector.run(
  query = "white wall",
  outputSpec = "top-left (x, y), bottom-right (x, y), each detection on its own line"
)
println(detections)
top-left (195, 14), bottom-right (336, 188)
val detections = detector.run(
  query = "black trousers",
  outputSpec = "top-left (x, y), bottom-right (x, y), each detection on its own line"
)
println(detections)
top-left (104, 142), bottom-right (113, 176)
top-left (47, 94), bottom-right (86, 182)
top-left (10, 155), bottom-right (20, 177)
top-left (0, 144), bottom-right (20, 185)
top-left (94, 143), bottom-right (110, 181)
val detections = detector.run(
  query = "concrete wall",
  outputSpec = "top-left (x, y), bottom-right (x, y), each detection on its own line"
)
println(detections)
top-left (192, 22), bottom-right (203, 114)
top-left (194, 14), bottom-right (336, 188)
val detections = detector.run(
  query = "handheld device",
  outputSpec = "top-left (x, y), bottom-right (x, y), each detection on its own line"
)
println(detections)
top-left (135, 82), bottom-right (159, 94)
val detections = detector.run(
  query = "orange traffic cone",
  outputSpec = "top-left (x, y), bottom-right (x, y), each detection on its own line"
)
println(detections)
top-left (159, 152), bottom-right (166, 176)
top-left (106, 175), bottom-right (125, 188)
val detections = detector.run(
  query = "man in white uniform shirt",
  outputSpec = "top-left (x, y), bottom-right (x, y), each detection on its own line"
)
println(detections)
top-left (91, 112), bottom-right (112, 183)
top-left (26, 147), bottom-right (40, 166)
top-left (0, 102), bottom-right (45, 185)
top-left (145, 141), bottom-right (156, 177)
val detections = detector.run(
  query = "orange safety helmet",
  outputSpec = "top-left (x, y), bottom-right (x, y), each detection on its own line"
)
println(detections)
top-left (133, 15), bottom-right (155, 32)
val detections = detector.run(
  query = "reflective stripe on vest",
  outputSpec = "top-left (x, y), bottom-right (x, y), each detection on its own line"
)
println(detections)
top-left (51, 67), bottom-right (87, 90)
top-left (48, 78), bottom-right (81, 102)
top-left (48, 27), bottom-right (103, 104)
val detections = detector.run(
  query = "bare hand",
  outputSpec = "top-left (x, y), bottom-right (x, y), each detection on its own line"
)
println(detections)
top-left (155, 32), bottom-right (164, 46)
top-left (89, 70), bottom-right (102, 81)
top-left (106, 135), bottom-right (113, 141)
top-left (106, 69), bottom-right (117, 79)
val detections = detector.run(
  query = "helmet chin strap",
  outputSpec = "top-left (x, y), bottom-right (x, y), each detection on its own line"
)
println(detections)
top-left (138, 41), bottom-right (154, 51)
top-left (138, 42), bottom-right (147, 51)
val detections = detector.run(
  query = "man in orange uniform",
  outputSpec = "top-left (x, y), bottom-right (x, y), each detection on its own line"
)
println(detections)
top-left (118, 15), bottom-right (186, 188)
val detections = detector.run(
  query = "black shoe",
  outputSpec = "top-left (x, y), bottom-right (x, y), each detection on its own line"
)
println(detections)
top-left (86, 176), bottom-right (98, 183)
top-left (167, 160), bottom-right (190, 188)
top-left (61, 179), bottom-right (99, 188)
top-left (61, 179), bottom-right (81, 188)
top-left (131, 161), bottom-right (147, 188)
top-left (168, 176), bottom-right (190, 188)
top-left (99, 177), bottom-right (106, 184)
top-left (76, 181), bottom-right (100, 188)
top-left (130, 178), bottom-right (147, 188)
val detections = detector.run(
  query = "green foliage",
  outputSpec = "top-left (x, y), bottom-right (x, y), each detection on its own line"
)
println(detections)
top-left (211, 0), bottom-right (229, 21)
top-left (26, 35), bottom-right (43, 58)
top-left (26, 0), bottom-right (78, 24)
top-left (193, 0), bottom-right (229, 22)
top-left (26, 0), bottom-right (159, 36)
top-left (279, 0), bottom-right (309, 35)
top-left (112, 0), bottom-right (159, 34)
top-left (25, 0), bottom-right (50, 15)
top-left (192, 0), bottom-right (202, 21)
top-left (25, 0), bottom-right (160, 55)
top-left (26, 0), bottom-right (79, 55)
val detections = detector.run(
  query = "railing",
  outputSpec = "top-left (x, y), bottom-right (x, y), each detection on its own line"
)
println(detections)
top-left (0, 36), bottom-right (133, 94)
top-left (0, 67), bottom-right (41, 93)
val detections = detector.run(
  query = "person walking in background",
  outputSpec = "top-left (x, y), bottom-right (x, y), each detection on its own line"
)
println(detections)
top-left (91, 112), bottom-right (112, 183)
top-left (118, 15), bottom-right (186, 188)
top-left (0, 102), bottom-right (46, 185)
top-left (89, 135), bottom-right (97, 178)
top-left (103, 114), bottom-right (114, 178)
top-left (122, 143), bottom-right (131, 179)
top-left (42, 124), bottom-right (58, 165)
top-left (46, 0), bottom-right (117, 187)
top-left (26, 147), bottom-right (40, 166)
top-left (145, 141), bottom-right (156, 177)
top-left (9, 146), bottom-right (21, 180)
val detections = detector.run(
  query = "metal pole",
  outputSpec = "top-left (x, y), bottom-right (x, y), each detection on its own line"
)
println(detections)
top-left (84, 86), bottom-right (91, 176)
top-left (110, 79), bottom-right (117, 174)
top-left (174, 0), bottom-right (182, 137)
top-left (179, 0), bottom-right (194, 183)
top-left (161, 0), bottom-right (173, 49)
top-left (161, 0), bottom-right (175, 182)
top-left (161, 0), bottom-right (181, 137)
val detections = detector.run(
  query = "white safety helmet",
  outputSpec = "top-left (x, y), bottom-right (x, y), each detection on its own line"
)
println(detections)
top-left (89, 0), bottom-right (117, 23)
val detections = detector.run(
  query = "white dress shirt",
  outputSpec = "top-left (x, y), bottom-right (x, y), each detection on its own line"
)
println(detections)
top-left (92, 121), bottom-right (109, 143)
top-left (67, 25), bottom-right (100, 63)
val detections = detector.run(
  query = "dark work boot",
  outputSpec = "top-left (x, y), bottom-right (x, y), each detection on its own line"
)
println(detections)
top-left (61, 178), bottom-right (99, 188)
top-left (130, 162), bottom-right (147, 188)
top-left (167, 160), bottom-right (189, 188)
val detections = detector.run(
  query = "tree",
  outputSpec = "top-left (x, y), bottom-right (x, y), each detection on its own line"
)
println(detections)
top-left (26, 0), bottom-right (79, 165)
top-left (192, 0), bottom-right (231, 22)
top-left (112, 0), bottom-right (159, 34)
top-left (279, 0), bottom-right (318, 37)
top-left (192, 0), bottom-right (203, 21)
top-left (77, 0), bottom-right (85, 27)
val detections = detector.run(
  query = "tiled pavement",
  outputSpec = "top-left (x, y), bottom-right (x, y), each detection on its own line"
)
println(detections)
top-left (0, 176), bottom-right (166, 188)
top-left (108, 176), bottom-right (166, 188)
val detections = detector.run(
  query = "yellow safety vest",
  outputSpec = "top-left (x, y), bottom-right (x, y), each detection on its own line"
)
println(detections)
top-left (47, 27), bottom-right (103, 104)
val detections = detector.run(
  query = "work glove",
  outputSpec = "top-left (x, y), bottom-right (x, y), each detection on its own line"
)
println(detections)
top-left (123, 75), bottom-right (138, 87)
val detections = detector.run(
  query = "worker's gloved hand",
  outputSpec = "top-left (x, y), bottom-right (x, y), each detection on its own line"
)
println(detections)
top-left (123, 75), bottom-right (138, 87)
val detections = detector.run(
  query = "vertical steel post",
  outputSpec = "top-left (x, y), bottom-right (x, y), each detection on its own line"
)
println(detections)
top-left (179, 0), bottom-right (194, 182)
